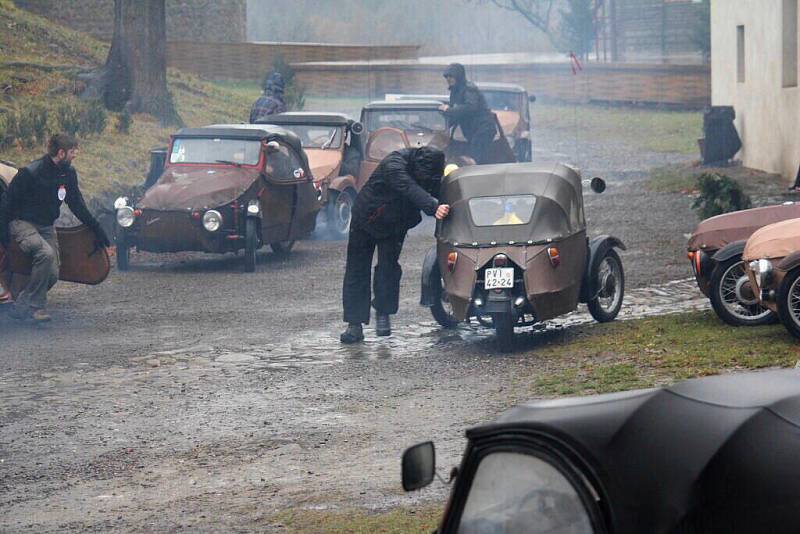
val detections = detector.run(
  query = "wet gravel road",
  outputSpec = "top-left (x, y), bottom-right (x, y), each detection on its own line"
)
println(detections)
top-left (0, 131), bottom-right (702, 531)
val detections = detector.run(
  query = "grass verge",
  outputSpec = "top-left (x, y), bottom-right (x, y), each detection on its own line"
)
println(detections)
top-left (646, 162), bottom-right (787, 199)
top-left (270, 505), bottom-right (442, 534)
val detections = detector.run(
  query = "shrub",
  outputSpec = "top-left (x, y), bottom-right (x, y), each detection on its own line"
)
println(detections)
top-left (0, 112), bottom-right (15, 149)
top-left (116, 109), bottom-right (132, 134)
top-left (56, 101), bottom-right (82, 136)
top-left (81, 100), bottom-right (107, 135)
top-left (692, 172), bottom-right (752, 219)
top-left (28, 103), bottom-right (49, 145)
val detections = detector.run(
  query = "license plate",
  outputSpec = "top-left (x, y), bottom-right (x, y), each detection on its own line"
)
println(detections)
top-left (484, 268), bottom-right (514, 289)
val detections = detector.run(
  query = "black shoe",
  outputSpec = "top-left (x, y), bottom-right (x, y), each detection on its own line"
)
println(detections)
top-left (340, 323), bottom-right (364, 343)
top-left (376, 314), bottom-right (391, 336)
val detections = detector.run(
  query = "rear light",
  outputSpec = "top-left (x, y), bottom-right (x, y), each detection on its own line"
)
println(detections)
top-left (694, 250), bottom-right (703, 274)
top-left (191, 211), bottom-right (202, 220)
top-left (547, 247), bottom-right (560, 268)
top-left (687, 251), bottom-right (695, 261)
top-left (492, 254), bottom-right (508, 267)
top-left (447, 251), bottom-right (458, 273)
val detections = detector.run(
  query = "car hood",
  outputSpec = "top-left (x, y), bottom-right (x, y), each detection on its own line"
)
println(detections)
top-left (743, 217), bottom-right (800, 261)
top-left (495, 110), bottom-right (521, 135)
top-left (138, 166), bottom-right (260, 211)
top-left (687, 203), bottom-right (800, 252)
top-left (304, 148), bottom-right (342, 182)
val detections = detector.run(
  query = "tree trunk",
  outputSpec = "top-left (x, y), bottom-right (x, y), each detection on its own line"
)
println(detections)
top-left (102, 0), bottom-right (181, 125)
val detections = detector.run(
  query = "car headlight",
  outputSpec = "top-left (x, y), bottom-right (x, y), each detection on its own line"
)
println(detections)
top-left (247, 200), bottom-right (260, 216)
top-left (116, 206), bottom-right (135, 228)
top-left (202, 210), bottom-right (222, 232)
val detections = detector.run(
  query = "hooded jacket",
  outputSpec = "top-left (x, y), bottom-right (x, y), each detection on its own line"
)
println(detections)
top-left (351, 147), bottom-right (443, 239)
top-left (443, 63), bottom-right (496, 140)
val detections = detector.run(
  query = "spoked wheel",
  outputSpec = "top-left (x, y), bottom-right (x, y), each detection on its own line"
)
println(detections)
top-left (430, 269), bottom-right (459, 328)
top-left (710, 257), bottom-right (775, 326)
top-left (492, 313), bottom-right (515, 352)
top-left (270, 240), bottom-right (295, 255)
top-left (244, 217), bottom-right (258, 272)
top-left (327, 189), bottom-right (355, 240)
top-left (777, 268), bottom-right (800, 339)
top-left (588, 249), bottom-right (624, 323)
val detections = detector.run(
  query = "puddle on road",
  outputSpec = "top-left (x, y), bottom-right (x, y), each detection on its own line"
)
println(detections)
top-left (138, 278), bottom-right (709, 370)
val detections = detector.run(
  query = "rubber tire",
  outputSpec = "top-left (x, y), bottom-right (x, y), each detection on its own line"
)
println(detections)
top-left (709, 256), bottom-right (776, 326)
top-left (777, 268), bottom-right (800, 339)
top-left (429, 268), bottom-right (459, 328)
top-left (492, 312), bottom-right (514, 352)
top-left (587, 249), bottom-right (624, 323)
top-left (270, 240), bottom-right (295, 255)
top-left (116, 238), bottom-right (129, 272)
top-left (327, 189), bottom-right (355, 240)
top-left (244, 217), bottom-right (258, 273)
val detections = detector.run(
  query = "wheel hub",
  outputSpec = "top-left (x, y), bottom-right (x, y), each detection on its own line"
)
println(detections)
top-left (735, 276), bottom-right (758, 306)
top-left (600, 271), bottom-right (616, 297)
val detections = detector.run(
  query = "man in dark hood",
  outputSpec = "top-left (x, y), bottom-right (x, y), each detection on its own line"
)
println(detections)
top-left (341, 146), bottom-right (450, 343)
top-left (440, 63), bottom-right (497, 164)
top-left (249, 71), bottom-right (288, 123)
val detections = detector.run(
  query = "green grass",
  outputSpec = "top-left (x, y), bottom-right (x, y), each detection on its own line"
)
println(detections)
top-left (518, 311), bottom-right (800, 397)
top-left (534, 103), bottom-right (702, 155)
top-left (646, 162), bottom-right (787, 197)
top-left (270, 505), bottom-right (442, 533)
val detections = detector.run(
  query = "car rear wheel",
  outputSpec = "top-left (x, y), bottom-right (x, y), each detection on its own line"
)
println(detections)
top-left (244, 217), bottom-right (258, 272)
top-left (327, 189), bottom-right (355, 240)
top-left (709, 257), bottom-right (775, 326)
top-left (492, 312), bottom-right (514, 352)
top-left (777, 268), bottom-right (800, 339)
top-left (270, 240), bottom-right (295, 255)
top-left (430, 269), bottom-right (459, 328)
top-left (588, 249), bottom-right (624, 323)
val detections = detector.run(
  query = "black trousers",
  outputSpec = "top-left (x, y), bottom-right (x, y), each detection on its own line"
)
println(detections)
top-left (342, 226), bottom-right (406, 325)
top-left (468, 124), bottom-right (497, 165)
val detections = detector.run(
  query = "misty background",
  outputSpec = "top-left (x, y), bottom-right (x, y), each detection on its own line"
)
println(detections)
top-left (246, 0), bottom-right (554, 55)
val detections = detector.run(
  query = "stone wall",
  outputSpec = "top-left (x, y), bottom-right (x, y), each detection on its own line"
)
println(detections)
top-left (13, 0), bottom-right (246, 42)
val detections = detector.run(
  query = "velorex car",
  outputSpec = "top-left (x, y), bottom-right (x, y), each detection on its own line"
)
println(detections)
top-left (255, 112), bottom-right (364, 238)
top-left (0, 160), bottom-right (109, 301)
top-left (743, 217), bottom-right (800, 338)
top-left (114, 125), bottom-right (319, 272)
top-left (687, 203), bottom-right (800, 326)
top-left (420, 162), bottom-right (622, 351)
top-left (402, 369), bottom-right (800, 533)
top-left (476, 82), bottom-right (535, 162)
top-left (358, 99), bottom-right (515, 180)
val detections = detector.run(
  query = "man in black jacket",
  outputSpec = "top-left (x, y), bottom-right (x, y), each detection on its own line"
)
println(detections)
top-left (341, 146), bottom-right (450, 343)
top-left (0, 134), bottom-right (110, 321)
top-left (440, 63), bottom-right (497, 164)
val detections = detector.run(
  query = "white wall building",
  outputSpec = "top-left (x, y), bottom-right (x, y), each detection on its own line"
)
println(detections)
top-left (711, 0), bottom-right (800, 180)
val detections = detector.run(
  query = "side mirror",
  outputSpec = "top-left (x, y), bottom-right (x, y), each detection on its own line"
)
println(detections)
top-left (402, 441), bottom-right (435, 491)
top-left (590, 177), bottom-right (606, 193)
top-left (528, 94), bottom-right (537, 103)
top-left (350, 121), bottom-right (364, 135)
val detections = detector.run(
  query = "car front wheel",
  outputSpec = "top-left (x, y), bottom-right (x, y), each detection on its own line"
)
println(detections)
top-left (327, 189), bottom-right (355, 240)
top-left (429, 268), bottom-right (459, 328)
top-left (777, 268), bottom-right (800, 339)
top-left (244, 217), bottom-right (258, 272)
top-left (709, 257), bottom-right (775, 326)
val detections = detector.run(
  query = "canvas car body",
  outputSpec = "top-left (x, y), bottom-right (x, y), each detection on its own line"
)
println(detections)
top-left (114, 124), bottom-right (319, 272)
top-left (358, 100), bottom-right (515, 181)
top-left (420, 162), bottom-right (624, 350)
top-left (254, 112), bottom-right (364, 238)
top-left (686, 202), bottom-right (800, 326)
top-left (402, 369), bottom-right (800, 533)
top-left (743, 217), bottom-right (800, 337)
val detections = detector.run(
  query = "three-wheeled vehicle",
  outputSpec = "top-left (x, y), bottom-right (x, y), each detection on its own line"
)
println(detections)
top-left (421, 163), bottom-right (624, 351)
top-left (358, 100), bottom-right (515, 180)
top-left (255, 112), bottom-right (365, 238)
top-left (115, 125), bottom-right (319, 272)
top-left (743, 217), bottom-right (800, 338)
top-left (686, 202), bottom-right (800, 326)
top-left (0, 161), bottom-right (110, 301)
top-left (476, 82), bottom-right (535, 162)
top-left (402, 369), bottom-right (800, 533)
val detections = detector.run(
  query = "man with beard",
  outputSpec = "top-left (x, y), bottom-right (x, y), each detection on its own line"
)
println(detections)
top-left (340, 146), bottom-right (450, 343)
top-left (440, 63), bottom-right (497, 164)
top-left (0, 134), bottom-right (110, 322)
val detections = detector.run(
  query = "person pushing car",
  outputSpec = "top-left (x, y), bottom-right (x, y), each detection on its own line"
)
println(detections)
top-left (439, 63), bottom-right (497, 165)
top-left (340, 146), bottom-right (450, 343)
top-left (0, 133), bottom-right (110, 322)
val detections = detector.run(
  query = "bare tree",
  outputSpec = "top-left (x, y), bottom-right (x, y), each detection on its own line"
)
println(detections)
top-left (482, 0), bottom-right (557, 35)
top-left (84, 0), bottom-right (181, 125)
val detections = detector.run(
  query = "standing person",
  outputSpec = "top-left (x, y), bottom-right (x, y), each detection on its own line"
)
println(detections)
top-left (0, 134), bottom-right (110, 322)
top-left (439, 63), bottom-right (497, 164)
top-left (340, 147), bottom-right (450, 343)
top-left (249, 71), bottom-right (287, 123)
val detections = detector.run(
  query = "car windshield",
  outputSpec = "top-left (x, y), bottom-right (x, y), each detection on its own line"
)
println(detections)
top-left (169, 138), bottom-right (262, 165)
top-left (363, 110), bottom-right (447, 133)
top-left (458, 452), bottom-right (593, 534)
top-left (483, 90), bottom-right (522, 112)
top-left (468, 195), bottom-right (536, 226)
top-left (278, 124), bottom-right (343, 149)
